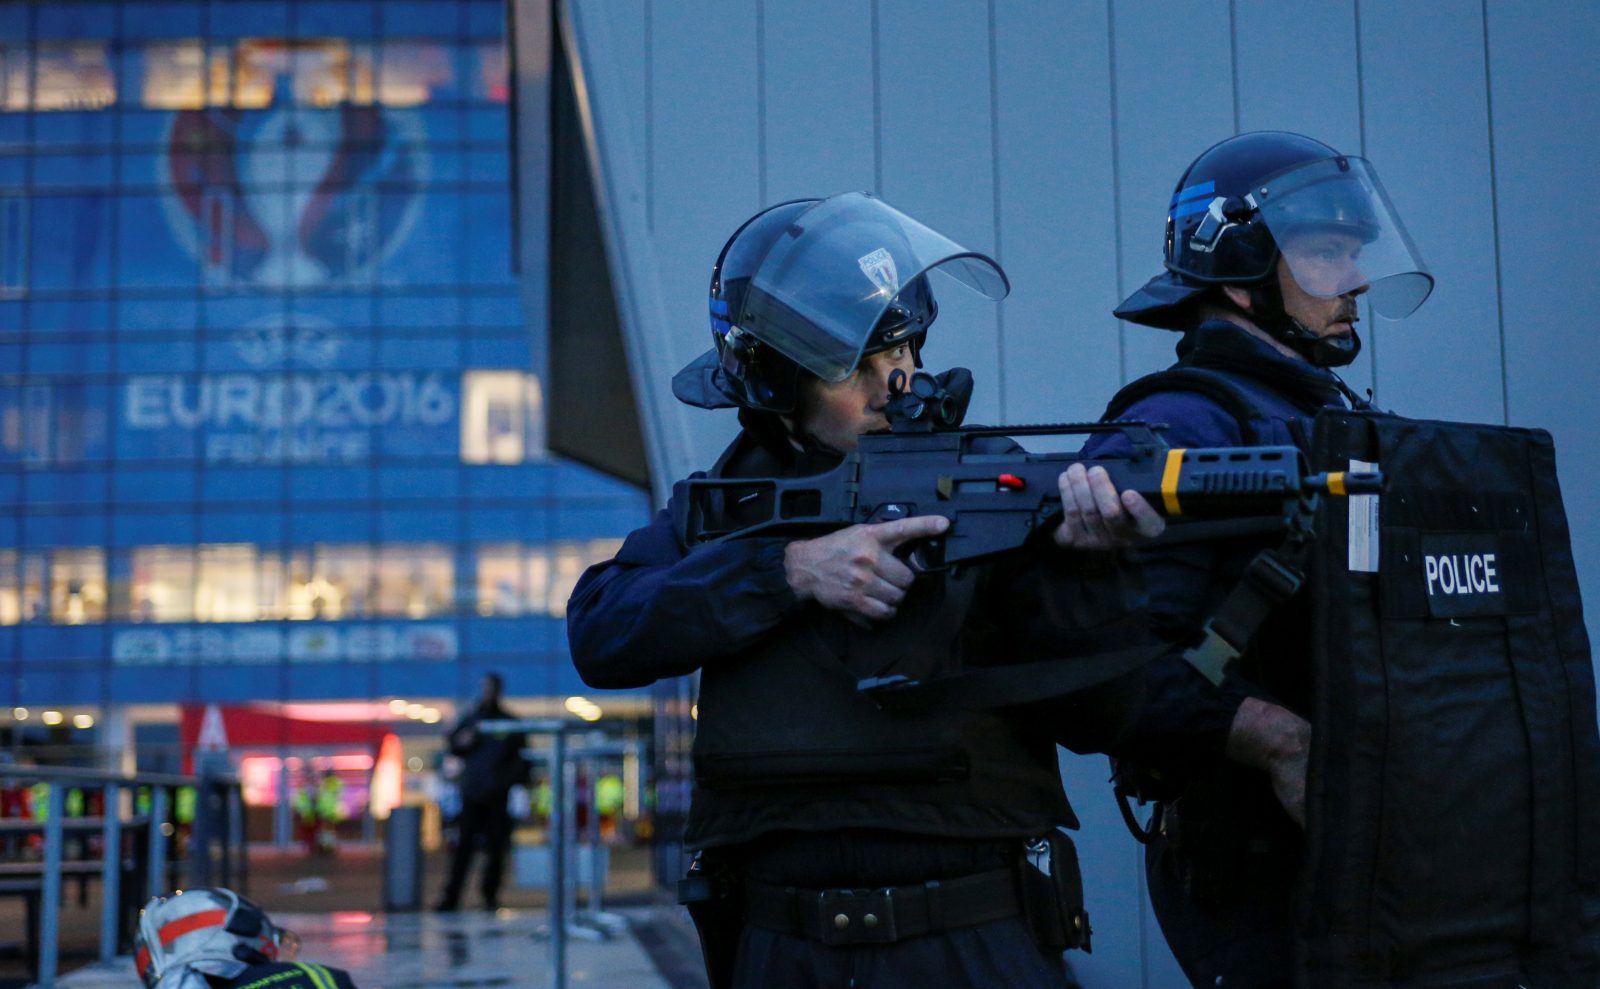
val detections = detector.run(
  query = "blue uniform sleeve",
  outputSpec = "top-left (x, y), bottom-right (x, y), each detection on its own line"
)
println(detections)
top-left (1084, 392), bottom-right (1265, 769)
top-left (566, 508), bottom-right (802, 689)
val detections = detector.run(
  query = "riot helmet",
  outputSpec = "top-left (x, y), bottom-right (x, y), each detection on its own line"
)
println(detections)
top-left (673, 192), bottom-right (1009, 413)
top-left (134, 887), bottom-right (289, 989)
top-left (1115, 131), bottom-right (1432, 366)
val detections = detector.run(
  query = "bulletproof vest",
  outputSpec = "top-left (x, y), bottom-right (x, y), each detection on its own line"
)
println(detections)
top-left (1299, 410), bottom-right (1600, 987)
top-left (1104, 363), bottom-right (1333, 702)
top-left (683, 432), bottom-right (1074, 851)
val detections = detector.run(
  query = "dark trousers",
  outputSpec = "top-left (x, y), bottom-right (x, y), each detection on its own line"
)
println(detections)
top-left (1145, 830), bottom-right (1294, 989)
top-left (732, 917), bottom-right (1071, 989)
top-left (439, 796), bottom-right (512, 909)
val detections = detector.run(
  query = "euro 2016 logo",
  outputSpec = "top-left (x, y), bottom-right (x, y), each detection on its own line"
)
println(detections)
top-left (163, 99), bottom-right (430, 287)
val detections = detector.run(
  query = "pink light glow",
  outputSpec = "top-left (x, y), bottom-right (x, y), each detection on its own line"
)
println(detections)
top-left (278, 702), bottom-right (409, 722)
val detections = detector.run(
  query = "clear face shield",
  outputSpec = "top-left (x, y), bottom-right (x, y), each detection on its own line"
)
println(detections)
top-left (736, 192), bottom-right (1010, 382)
top-left (1252, 156), bottom-right (1433, 318)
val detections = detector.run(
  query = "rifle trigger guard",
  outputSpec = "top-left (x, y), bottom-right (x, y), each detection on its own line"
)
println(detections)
top-left (905, 536), bottom-right (948, 574)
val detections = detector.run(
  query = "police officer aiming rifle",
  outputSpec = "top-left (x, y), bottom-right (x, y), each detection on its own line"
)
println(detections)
top-left (566, 192), bottom-right (1212, 989)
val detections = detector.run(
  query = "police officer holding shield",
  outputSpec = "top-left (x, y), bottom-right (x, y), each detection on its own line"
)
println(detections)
top-left (1087, 131), bottom-right (1434, 988)
top-left (566, 192), bottom-right (1228, 988)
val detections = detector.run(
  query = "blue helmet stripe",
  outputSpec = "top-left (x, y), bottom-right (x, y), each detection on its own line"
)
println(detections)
top-left (1171, 198), bottom-right (1214, 219)
top-left (1169, 180), bottom-right (1216, 207)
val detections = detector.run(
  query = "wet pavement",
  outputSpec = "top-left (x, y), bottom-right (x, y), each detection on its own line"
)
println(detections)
top-left (3, 842), bottom-right (705, 989)
top-left (56, 906), bottom-right (700, 989)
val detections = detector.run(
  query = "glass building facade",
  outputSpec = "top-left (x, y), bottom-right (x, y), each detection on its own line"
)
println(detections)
top-left (0, 1), bottom-right (649, 726)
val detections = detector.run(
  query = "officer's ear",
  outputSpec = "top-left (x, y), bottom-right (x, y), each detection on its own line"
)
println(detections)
top-left (1219, 285), bottom-right (1253, 311)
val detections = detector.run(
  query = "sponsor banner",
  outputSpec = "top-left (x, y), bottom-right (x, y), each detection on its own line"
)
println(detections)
top-left (112, 622), bottom-right (458, 665)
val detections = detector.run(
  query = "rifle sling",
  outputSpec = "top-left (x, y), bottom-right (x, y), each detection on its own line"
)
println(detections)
top-left (1184, 545), bottom-right (1308, 686)
top-left (858, 642), bottom-right (1169, 713)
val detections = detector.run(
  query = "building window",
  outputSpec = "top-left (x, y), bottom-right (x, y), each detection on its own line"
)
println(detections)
top-left (545, 542), bottom-right (608, 619)
top-left (195, 544), bottom-right (266, 623)
top-left (376, 544), bottom-right (453, 619)
top-left (0, 381), bottom-right (108, 464)
top-left (461, 371), bottom-right (544, 464)
top-left (50, 548), bottom-right (106, 625)
top-left (137, 40), bottom-right (206, 110)
top-left (475, 543), bottom-right (524, 616)
top-left (285, 545), bottom-right (373, 621)
top-left (1, 192), bottom-right (25, 297)
top-left (474, 39), bottom-right (508, 102)
top-left (0, 45), bottom-right (30, 112)
top-left (476, 540), bottom-right (622, 618)
top-left (379, 41), bottom-right (456, 107)
top-left (130, 546), bottom-right (195, 623)
top-left (33, 43), bottom-right (116, 112)
top-left (0, 550), bottom-right (22, 625)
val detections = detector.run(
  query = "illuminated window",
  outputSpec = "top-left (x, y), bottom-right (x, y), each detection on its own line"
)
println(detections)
top-left (476, 543), bottom-right (524, 616)
top-left (375, 544), bottom-right (453, 619)
top-left (475, 541), bottom-right (623, 618)
top-left (290, 40), bottom-right (357, 108)
top-left (236, 38), bottom-right (358, 110)
top-left (21, 552), bottom-right (43, 623)
top-left (196, 544), bottom-right (266, 623)
top-left (130, 546), bottom-right (195, 623)
top-left (0, 550), bottom-right (17, 625)
top-left (0, 46), bottom-right (30, 112)
top-left (461, 371), bottom-right (544, 464)
top-left (135, 40), bottom-right (204, 110)
top-left (50, 549), bottom-right (106, 625)
top-left (234, 39), bottom-right (289, 109)
top-left (536, 540), bottom-right (622, 618)
top-left (33, 43), bottom-right (116, 112)
top-left (286, 545), bottom-right (373, 620)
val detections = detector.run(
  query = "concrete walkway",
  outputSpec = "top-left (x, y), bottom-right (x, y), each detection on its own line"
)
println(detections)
top-left (57, 907), bottom-right (694, 989)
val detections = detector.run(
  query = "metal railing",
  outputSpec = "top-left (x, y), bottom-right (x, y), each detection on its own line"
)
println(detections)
top-left (0, 764), bottom-right (243, 988)
top-left (479, 719), bottom-right (642, 989)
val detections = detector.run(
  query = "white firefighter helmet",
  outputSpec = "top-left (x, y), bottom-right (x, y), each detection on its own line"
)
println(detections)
top-left (134, 887), bottom-right (284, 989)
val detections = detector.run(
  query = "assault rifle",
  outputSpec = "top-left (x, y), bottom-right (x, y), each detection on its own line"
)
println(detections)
top-left (672, 367), bottom-right (1381, 571)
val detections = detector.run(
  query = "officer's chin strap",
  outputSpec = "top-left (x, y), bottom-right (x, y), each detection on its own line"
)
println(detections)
top-left (1246, 281), bottom-right (1362, 369)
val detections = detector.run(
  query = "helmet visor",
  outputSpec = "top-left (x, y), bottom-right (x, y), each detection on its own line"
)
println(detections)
top-left (738, 192), bottom-right (1009, 382)
top-left (1254, 156), bottom-right (1433, 319)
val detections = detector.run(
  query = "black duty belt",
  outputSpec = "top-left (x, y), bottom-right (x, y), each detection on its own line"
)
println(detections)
top-left (743, 867), bottom-right (1020, 946)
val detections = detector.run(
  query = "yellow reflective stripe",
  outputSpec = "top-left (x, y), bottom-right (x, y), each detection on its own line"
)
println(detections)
top-left (1326, 471), bottom-right (1346, 496)
top-left (1161, 448), bottom-right (1186, 516)
top-left (294, 962), bottom-right (335, 989)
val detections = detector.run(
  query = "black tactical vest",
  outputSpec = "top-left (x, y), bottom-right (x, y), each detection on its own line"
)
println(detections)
top-left (682, 432), bottom-right (1074, 851)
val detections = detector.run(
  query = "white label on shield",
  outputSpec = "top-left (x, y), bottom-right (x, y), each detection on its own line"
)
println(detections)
top-left (1348, 459), bottom-right (1380, 573)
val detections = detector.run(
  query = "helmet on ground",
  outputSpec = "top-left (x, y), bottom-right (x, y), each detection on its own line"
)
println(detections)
top-left (134, 887), bottom-right (285, 989)
top-left (1115, 130), bottom-right (1432, 366)
top-left (673, 192), bottom-right (1009, 412)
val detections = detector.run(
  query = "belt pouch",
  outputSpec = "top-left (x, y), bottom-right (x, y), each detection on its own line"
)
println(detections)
top-left (678, 852), bottom-right (743, 989)
top-left (1020, 830), bottom-right (1092, 952)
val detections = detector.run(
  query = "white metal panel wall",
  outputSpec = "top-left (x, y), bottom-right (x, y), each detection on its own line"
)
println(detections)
top-left (562, 1), bottom-right (1600, 985)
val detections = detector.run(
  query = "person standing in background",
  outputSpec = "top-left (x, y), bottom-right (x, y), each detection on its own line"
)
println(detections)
top-left (435, 672), bottom-right (527, 912)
